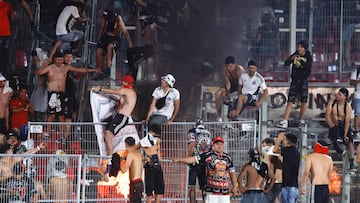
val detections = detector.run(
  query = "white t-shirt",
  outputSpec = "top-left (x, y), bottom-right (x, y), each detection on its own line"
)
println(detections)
top-left (239, 72), bottom-right (267, 95)
top-left (151, 87), bottom-right (180, 119)
top-left (56, 6), bottom-right (80, 35)
top-left (351, 69), bottom-right (360, 98)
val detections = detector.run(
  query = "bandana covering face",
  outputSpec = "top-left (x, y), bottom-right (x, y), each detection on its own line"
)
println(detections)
top-left (314, 142), bottom-right (328, 154)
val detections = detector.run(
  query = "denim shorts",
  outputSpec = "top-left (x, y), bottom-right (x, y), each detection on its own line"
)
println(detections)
top-left (353, 98), bottom-right (360, 116)
top-left (281, 187), bottom-right (298, 203)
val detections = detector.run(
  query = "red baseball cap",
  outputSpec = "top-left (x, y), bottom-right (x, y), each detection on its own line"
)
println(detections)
top-left (212, 136), bottom-right (224, 144)
top-left (120, 75), bottom-right (134, 84)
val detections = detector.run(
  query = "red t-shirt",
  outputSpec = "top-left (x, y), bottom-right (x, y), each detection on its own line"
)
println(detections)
top-left (0, 1), bottom-right (14, 37)
top-left (10, 97), bottom-right (29, 130)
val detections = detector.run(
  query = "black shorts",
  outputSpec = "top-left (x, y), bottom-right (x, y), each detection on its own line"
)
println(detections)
top-left (328, 123), bottom-right (354, 143)
top-left (48, 91), bottom-right (66, 116)
top-left (144, 163), bottom-right (165, 195)
top-left (188, 165), bottom-right (205, 190)
top-left (287, 80), bottom-right (308, 103)
top-left (312, 185), bottom-right (329, 203)
top-left (104, 113), bottom-right (129, 135)
top-left (130, 179), bottom-right (144, 203)
top-left (97, 33), bottom-right (120, 54)
top-left (64, 93), bottom-right (78, 119)
top-left (0, 118), bottom-right (6, 134)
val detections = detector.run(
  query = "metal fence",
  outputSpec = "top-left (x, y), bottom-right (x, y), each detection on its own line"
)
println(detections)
top-left (22, 120), bottom-right (257, 202)
top-left (0, 154), bottom-right (82, 203)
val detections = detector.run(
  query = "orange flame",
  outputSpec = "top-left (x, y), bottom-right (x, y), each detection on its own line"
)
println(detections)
top-left (329, 167), bottom-right (341, 195)
top-left (97, 151), bottom-right (130, 199)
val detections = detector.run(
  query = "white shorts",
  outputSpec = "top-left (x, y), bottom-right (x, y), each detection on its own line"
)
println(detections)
top-left (204, 193), bottom-right (230, 203)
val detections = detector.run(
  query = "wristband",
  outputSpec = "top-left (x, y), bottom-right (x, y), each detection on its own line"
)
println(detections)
top-left (36, 146), bottom-right (41, 151)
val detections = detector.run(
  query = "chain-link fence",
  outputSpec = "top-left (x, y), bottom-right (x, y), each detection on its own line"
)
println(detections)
top-left (21, 120), bottom-right (258, 202)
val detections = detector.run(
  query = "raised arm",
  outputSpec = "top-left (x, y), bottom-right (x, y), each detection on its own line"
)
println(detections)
top-left (67, 65), bottom-right (95, 74)
top-left (273, 132), bottom-right (285, 154)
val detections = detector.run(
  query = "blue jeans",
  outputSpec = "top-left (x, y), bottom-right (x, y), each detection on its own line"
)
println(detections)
top-left (240, 192), bottom-right (267, 203)
top-left (281, 187), bottom-right (298, 203)
top-left (353, 98), bottom-right (360, 116)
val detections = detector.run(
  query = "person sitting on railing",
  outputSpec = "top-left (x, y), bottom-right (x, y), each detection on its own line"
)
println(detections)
top-left (228, 60), bottom-right (268, 120)
top-left (93, 9), bottom-right (133, 80)
top-left (325, 87), bottom-right (355, 169)
top-left (214, 56), bottom-right (244, 121)
top-left (145, 74), bottom-right (180, 126)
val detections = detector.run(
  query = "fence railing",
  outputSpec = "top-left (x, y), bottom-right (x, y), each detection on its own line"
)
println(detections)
top-left (21, 120), bottom-right (257, 202)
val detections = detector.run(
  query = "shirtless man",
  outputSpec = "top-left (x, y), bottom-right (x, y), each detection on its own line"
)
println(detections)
top-left (119, 137), bottom-right (143, 203)
top-left (238, 148), bottom-right (275, 203)
top-left (301, 140), bottom-right (333, 203)
top-left (136, 124), bottom-right (164, 203)
top-left (0, 141), bottom-right (46, 182)
top-left (325, 87), bottom-right (354, 168)
top-left (38, 49), bottom-right (95, 122)
top-left (0, 73), bottom-right (13, 133)
top-left (214, 56), bottom-right (244, 121)
top-left (92, 74), bottom-right (137, 161)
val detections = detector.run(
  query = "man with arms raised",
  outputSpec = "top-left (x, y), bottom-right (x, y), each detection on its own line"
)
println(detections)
top-left (38, 49), bottom-right (94, 123)
top-left (301, 140), bottom-right (333, 203)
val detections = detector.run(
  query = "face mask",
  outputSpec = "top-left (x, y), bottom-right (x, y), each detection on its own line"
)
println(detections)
top-left (261, 146), bottom-right (272, 157)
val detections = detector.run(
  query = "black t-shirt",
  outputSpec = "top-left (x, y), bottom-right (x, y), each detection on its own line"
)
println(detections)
top-left (281, 145), bottom-right (300, 187)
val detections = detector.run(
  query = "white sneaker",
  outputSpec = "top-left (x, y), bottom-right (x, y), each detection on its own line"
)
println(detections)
top-left (277, 120), bottom-right (288, 128)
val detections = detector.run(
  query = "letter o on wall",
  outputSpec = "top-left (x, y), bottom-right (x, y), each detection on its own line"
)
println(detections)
top-left (270, 93), bottom-right (286, 109)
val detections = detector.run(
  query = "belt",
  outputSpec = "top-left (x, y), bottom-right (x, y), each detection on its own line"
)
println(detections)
top-left (244, 190), bottom-right (263, 194)
top-left (130, 178), bottom-right (142, 183)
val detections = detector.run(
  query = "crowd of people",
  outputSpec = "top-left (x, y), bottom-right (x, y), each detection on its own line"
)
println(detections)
top-left (1, 0), bottom-right (360, 202)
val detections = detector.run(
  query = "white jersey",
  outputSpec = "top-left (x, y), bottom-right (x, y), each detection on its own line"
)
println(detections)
top-left (151, 87), bottom-right (180, 119)
top-left (239, 72), bottom-right (267, 95)
top-left (351, 69), bottom-right (360, 99)
top-left (56, 6), bottom-right (80, 35)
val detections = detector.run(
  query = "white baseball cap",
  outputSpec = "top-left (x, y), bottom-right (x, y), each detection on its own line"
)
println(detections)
top-left (0, 73), bottom-right (6, 81)
top-left (161, 74), bottom-right (176, 87)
